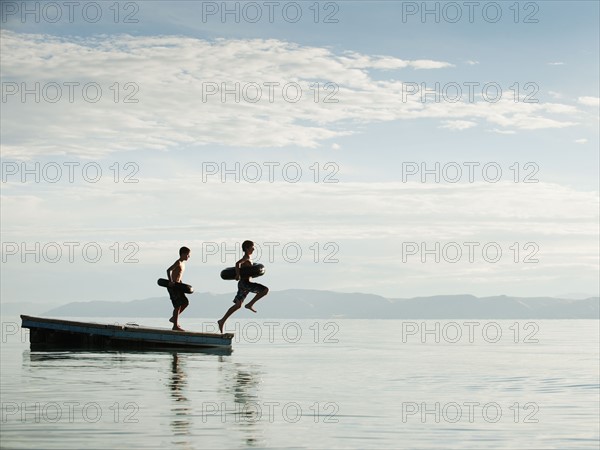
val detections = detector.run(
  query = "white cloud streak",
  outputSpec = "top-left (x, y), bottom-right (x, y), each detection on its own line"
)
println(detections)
top-left (578, 96), bottom-right (600, 107)
top-left (3, 178), bottom-right (598, 242)
top-left (440, 120), bottom-right (477, 131)
top-left (1, 30), bottom-right (586, 159)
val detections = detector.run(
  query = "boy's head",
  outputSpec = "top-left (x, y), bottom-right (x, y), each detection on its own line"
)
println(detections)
top-left (179, 246), bottom-right (191, 260)
top-left (242, 240), bottom-right (254, 254)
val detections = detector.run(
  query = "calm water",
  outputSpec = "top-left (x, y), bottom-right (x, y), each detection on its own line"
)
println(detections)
top-left (1, 317), bottom-right (598, 449)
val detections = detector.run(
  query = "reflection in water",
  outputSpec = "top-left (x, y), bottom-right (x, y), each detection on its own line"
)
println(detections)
top-left (21, 347), bottom-right (266, 449)
top-left (218, 357), bottom-right (264, 447)
top-left (24, 349), bottom-right (132, 369)
top-left (167, 353), bottom-right (266, 448)
top-left (169, 353), bottom-right (192, 449)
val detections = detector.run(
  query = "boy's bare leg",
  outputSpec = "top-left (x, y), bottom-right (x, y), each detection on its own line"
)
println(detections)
top-left (245, 288), bottom-right (269, 313)
top-left (171, 307), bottom-right (182, 330)
top-left (218, 302), bottom-right (241, 333)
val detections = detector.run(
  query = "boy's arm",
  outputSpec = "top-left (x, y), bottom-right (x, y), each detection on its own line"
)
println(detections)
top-left (167, 260), bottom-right (178, 283)
top-left (234, 257), bottom-right (246, 281)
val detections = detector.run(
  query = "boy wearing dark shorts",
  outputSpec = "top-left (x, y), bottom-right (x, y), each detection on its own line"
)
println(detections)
top-left (166, 246), bottom-right (191, 331)
top-left (218, 240), bottom-right (268, 333)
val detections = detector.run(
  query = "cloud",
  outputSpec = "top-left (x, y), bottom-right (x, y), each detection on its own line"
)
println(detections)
top-left (548, 62), bottom-right (565, 66)
top-left (575, 138), bottom-right (588, 144)
top-left (440, 120), bottom-right (476, 131)
top-left (3, 175), bottom-right (597, 298)
top-left (488, 129), bottom-right (516, 134)
top-left (3, 176), bottom-right (598, 243)
top-left (578, 96), bottom-right (600, 107)
top-left (0, 30), bottom-right (587, 158)
top-left (410, 59), bottom-right (455, 70)
top-left (339, 52), bottom-right (454, 70)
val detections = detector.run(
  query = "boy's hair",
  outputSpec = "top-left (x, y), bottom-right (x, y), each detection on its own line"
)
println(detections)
top-left (179, 246), bottom-right (191, 256)
top-left (242, 240), bottom-right (254, 252)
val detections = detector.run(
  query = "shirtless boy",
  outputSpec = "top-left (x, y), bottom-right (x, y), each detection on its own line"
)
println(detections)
top-left (166, 246), bottom-right (191, 331)
top-left (217, 240), bottom-right (268, 333)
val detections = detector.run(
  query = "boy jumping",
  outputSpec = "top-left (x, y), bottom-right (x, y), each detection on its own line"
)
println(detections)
top-left (218, 240), bottom-right (268, 333)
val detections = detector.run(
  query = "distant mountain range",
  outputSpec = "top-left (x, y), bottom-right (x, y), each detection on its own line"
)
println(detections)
top-left (6, 290), bottom-right (599, 319)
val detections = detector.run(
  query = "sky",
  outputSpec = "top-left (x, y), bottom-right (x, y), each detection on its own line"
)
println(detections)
top-left (1, 0), bottom-right (598, 307)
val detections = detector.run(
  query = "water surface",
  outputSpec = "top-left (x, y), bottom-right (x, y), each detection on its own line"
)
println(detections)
top-left (1, 317), bottom-right (598, 449)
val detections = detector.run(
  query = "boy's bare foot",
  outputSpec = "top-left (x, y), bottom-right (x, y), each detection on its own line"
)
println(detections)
top-left (245, 304), bottom-right (257, 313)
top-left (172, 325), bottom-right (184, 331)
top-left (217, 319), bottom-right (224, 334)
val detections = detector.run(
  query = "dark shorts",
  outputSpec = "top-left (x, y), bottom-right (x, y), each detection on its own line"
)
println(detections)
top-left (234, 279), bottom-right (267, 303)
top-left (168, 287), bottom-right (189, 309)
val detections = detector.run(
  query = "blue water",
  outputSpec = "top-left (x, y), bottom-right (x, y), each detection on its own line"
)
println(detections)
top-left (1, 317), bottom-right (598, 449)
